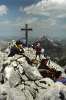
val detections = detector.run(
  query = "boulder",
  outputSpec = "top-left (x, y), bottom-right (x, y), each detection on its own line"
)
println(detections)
top-left (4, 66), bottom-right (14, 80)
top-left (16, 84), bottom-right (25, 91)
top-left (0, 81), bottom-right (10, 94)
top-left (24, 81), bottom-right (38, 99)
top-left (4, 66), bottom-right (21, 87)
top-left (1, 41), bottom-right (66, 100)
top-left (25, 85), bottom-right (37, 99)
top-left (7, 88), bottom-right (26, 100)
top-left (21, 75), bottom-right (28, 81)
top-left (9, 69), bottom-right (21, 87)
top-left (3, 60), bottom-right (11, 67)
top-left (17, 57), bottom-right (42, 80)
top-left (23, 89), bottom-right (33, 100)
top-left (35, 78), bottom-right (54, 89)
top-left (11, 61), bottom-right (17, 67)
top-left (24, 66), bottom-right (42, 80)
top-left (17, 64), bottom-right (24, 74)
top-left (25, 81), bottom-right (36, 88)
top-left (0, 81), bottom-right (10, 100)
top-left (35, 88), bottom-right (60, 100)
top-left (54, 82), bottom-right (66, 91)
top-left (0, 95), bottom-right (7, 100)
top-left (39, 78), bottom-right (55, 87)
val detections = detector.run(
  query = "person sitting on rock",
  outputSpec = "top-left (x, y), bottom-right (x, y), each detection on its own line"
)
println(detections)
top-left (35, 43), bottom-right (42, 60)
top-left (8, 40), bottom-right (24, 57)
top-left (56, 71), bottom-right (66, 84)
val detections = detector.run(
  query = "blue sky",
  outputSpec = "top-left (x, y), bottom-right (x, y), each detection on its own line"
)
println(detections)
top-left (0, 0), bottom-right (66, 40)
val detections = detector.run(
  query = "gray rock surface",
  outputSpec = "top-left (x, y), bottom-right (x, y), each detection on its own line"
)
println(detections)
top-left (9, 69), bottom-right (21, 87)
top-left (7, 88), bottom-right (26, 100)
top-left (0, 41), bottom-right (66, 100)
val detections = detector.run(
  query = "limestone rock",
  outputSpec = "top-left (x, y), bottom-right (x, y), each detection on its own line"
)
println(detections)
top-left (16, 84), bottom-right (25, 90)
top-left (25, 66), bottom-right (42, 80)
top-left (24, 81), bottom-right (38, 99)
top-left (35, 78), bottom-right (54, 89)
top-left (21, 75), bottom-right (28, 81)
top-left (3, 60), bottom-right (11, 67)
top-left (11, 61), bottom-right (17, 67)
top-left (18, 57), bottom-right (42, 80)
top-left (4, 66), bottom-right (14, 80)
top-left (23, 89), bottom-right (33, 100)
top-left (39, 78), bottom-right (55, 87)
top-left (21, 61), bottom-right (42, 80)
top-left (8, 69), bottom-right (21, 87)
top-left (0, 73), bottom-right (4, 83)
top-left (7, 88), bottom-right (26, 100)
top-left (35, 88), bottom-right (60, 100)
top-left (25, 85), bottom-right (37, 99)
top-left (17, 64), bottom-right (24, 74)
top-left (0, 81), bottom-right (10, 100)
top-left (0, 40), bottom-right (66, 100)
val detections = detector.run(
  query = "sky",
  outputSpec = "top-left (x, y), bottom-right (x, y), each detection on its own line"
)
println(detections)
top-left (0, 0), bottom-right (66, 40)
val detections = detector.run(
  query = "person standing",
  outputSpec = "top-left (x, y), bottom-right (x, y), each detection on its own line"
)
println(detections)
top-left (35, 43), bottom-right (41, 60)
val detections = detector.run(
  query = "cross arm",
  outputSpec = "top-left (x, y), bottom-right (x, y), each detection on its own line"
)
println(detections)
top-left (21, 28), bottom-right (25, 31)
top-left (28, 28), bottom-right (32, 31)
top-left (21, 28), bottom-right (32, 31)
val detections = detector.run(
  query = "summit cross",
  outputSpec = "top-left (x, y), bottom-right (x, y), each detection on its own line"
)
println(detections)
top-left (21, 24), bottom-right (32, 47)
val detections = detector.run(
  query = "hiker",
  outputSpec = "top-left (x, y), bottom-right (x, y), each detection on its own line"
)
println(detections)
top-left (35, 43), bottom-right (42, 60)
top-left (51, 70), bottom-right (66, 84)
top-left (8, 40), bottom-right (24, 57)
top-left (40, 48), bottom-right (45, 59)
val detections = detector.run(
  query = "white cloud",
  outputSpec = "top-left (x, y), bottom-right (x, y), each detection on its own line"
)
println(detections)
top-left (23, 0), bottom-right (66, 15)
top-left (16, 0), bottom-right (66, 32)
top-left (0, 5), bottom-right (8, 16)
top-left (51, 0), bottom-right (65, 4)
top-left (24, 0), bottom-right (46, 15)
top-left (15, 16), bottom-right (38, 26)
top-left (23, 0), bottom-right (66, 27)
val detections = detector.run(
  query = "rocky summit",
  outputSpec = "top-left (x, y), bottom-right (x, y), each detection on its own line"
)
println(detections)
top-left (0, 41), bottom-right (66, 100)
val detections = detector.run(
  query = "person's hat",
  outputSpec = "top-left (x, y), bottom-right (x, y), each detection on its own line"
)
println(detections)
top-left (16, 40), bottom-right (22, 45)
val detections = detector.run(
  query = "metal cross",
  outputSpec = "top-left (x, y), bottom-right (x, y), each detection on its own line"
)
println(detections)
top-left (21, 24), bottom-right (32, 47)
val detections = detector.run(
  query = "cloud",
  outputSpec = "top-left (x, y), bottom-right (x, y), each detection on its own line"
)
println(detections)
top-left (51, 0), bottom-right (65, 4)
top-left (23, 0), bottom-right (66, 15)
top-left (23, 0), bottom-right (46, 15)
top-left (15, 16), bottom-right (38, 26)
top-left (23, 0), bottom-right (66, 26)
top-left (17, 0), bottom-right (66, 39)
top-left (0, 5), bottom-right (8, 16)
